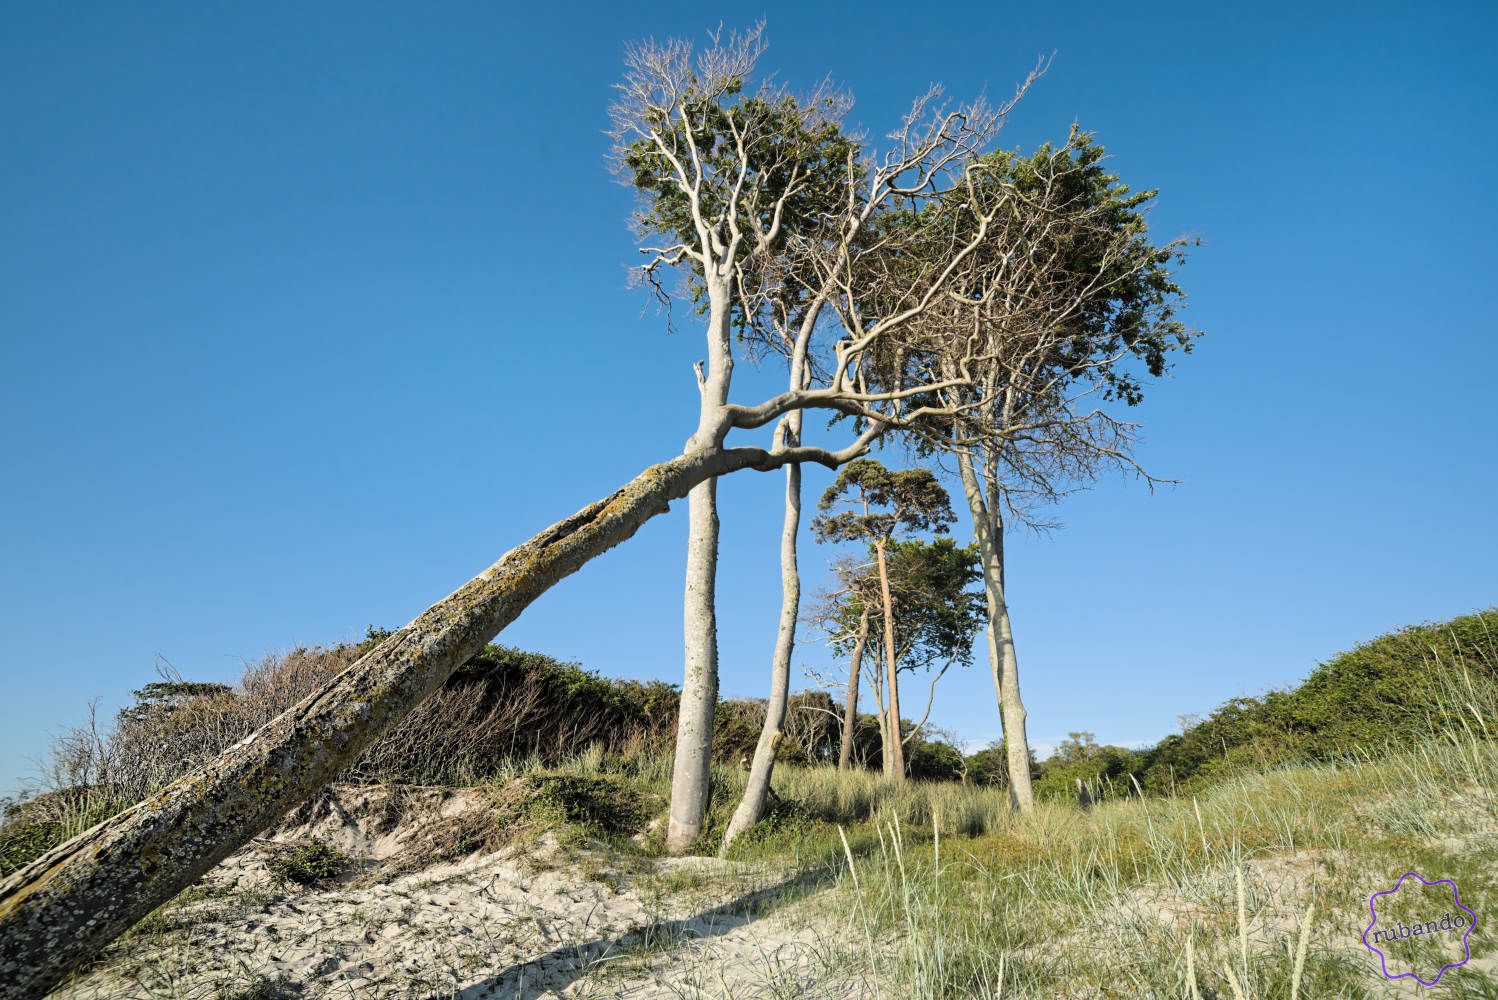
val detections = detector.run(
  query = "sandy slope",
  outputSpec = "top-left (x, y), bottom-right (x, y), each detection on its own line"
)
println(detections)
top-left (55, 785), bottom-right (869, 1000)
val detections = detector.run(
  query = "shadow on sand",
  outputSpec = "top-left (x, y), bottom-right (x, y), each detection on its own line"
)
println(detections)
top-left (454, 863), bottom-right (837, 999)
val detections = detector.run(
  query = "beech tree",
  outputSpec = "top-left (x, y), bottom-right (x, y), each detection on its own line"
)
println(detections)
top-left (611, 27), bottom-right (1043, 848)
top-left (864, 129), bottom-right (1199, 809)
top-left (810, 460), bottom-right (956, 779)
top-left (0, 26), bottom-right (1157, 991)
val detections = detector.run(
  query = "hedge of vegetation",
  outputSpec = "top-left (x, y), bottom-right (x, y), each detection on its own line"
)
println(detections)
top-left (1130, 609), bottom-right (1496, 795)
top-left (9, 610), bottom-right (1491, 840)
top-left (7, 627), bottom-right (968, 823)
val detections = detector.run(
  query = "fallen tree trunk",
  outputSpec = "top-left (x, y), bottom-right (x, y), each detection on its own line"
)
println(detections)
top-left (0, 441), bottom-right (866, 999)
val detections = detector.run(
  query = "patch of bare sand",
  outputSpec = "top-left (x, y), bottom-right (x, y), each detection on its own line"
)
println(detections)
top-left (54, 784), bottom-right (869, 1000)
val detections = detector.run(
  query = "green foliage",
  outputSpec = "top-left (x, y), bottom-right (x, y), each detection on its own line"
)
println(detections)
top-left (1135, 609), bottom-right (1498, 793)
top-left (872, 537), bottom-right (986, 676)
top-left (720, 792), bottom-right (827, 856)
top-left (811, 463), bottom-right (980, 781)
top-left (1032, 732), bottom-right (1144, 802)
top-left (0, 795), bottom-right (127, 878)
top-left (620, 78), bottom-right (860, 338)
top-left (118, 681), bottom-right (234, 726)
top-left (523, 774), bottom-right (651, 839)
top-left (906, 740), bottom-right (966, 782)
top-left (897, 126), bottom-right (1197, 418)
top-left (265, 838), bottom-right (348, 888)
top-left (963, 746), bottom-right (1007, 787)
top-left (964, 738), bottom-right (1039, 789)
top-left (811, 459), bottom-right (957, 546)
top-left (986, 127), bottom-right (1196, 403)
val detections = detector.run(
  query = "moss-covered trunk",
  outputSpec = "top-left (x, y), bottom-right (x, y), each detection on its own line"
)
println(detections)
top-left (0, 446), bottom-right (786, 999)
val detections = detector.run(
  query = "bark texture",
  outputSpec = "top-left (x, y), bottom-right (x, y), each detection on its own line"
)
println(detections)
top-left (0, 445), bottom-right (820, 1000)
top-left (837, 606), bottom-right (869, 772)
top-left (669, 474), bottom-right (721, 852)
top-left (720, 432), bottom-right (801, 852)
top-left (956, 449), bottom-right (1034, 809)
top-left (667, 283), bottom-right (734, 854)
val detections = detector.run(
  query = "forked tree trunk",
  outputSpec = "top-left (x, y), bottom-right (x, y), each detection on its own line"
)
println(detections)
top-left (666, 279), bottom-right (734, 854)
top-left (0, 445), bottom-right (803, 1000)
top-left (838, 606), bottom-right (869, 771)
top-left (873, 537), bottom-right (905, 780)
top-left (955, 449), bottom-right (1034, 809)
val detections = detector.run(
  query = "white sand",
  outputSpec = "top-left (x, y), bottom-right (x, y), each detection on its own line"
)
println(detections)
top-left (55, 784), bottom-right (870, 1000)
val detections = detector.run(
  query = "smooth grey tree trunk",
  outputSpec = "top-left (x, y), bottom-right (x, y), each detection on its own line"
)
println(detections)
top-left (0, 444), bottom-right (823, 1000)
top-left (955, 448), bottom-right (1034, 809)
top-left (837, 606), bottom-right (869, 771)
top-left (667, 279), bottom-right (734, 853)
top-left (719, 436), bottom-right (800, 853)
top-left (873, 538), bottom-right (905, 780)
top-left (669, 476), bottom-right (721, 852)
top-left (720, 317), bottom-right (819, 852)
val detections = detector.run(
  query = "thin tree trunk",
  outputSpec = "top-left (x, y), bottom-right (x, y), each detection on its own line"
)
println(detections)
top-left (866, 653), bottom-right (889, 773)
top-left (0, 443), bottom-right (843, 1000)
top-left (955, 448), bottom-right (1034, 809)
top-left (720, 302), bottom-right (820, 853)
top-left (873, 537), bottom-right (905, 780)
top-left (667, 280), bottom-right (734, 854)
top-left (720, 427), bottom-right (800, 853)
top-left (838, 606), bottom-right (869, 771)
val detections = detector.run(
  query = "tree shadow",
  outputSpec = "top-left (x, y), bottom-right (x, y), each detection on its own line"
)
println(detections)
top-left (454, 863), bottom-right (835, 999)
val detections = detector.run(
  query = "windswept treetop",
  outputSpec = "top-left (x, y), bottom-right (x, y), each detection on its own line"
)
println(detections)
top-left (881, 127), bottom-right (1202, 518)
top-left (606, 22), bottom-right (1070, 454)
top-left (811, 458), bottom-right (957, 545)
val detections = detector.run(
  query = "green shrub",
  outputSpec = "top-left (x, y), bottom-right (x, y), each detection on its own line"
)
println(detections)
top-left (907, 739), bottom-right (966, 782)
top-left (523, 773), bottom-right (651, 838)
top-left (266, 838), bottom-right (348, 888)
top-left (1135, 608), bottom-right (1498, 794)
top-left (1032, 732), bottom-right (1143, 802)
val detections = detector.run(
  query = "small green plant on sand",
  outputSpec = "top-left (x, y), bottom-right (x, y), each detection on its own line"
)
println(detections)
top-left (265, 838), bottom-right (348, 888)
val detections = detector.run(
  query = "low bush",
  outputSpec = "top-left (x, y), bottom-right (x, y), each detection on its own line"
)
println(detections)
top-left (25, 629), bottom-right (964, 807)
top-left (265, 838), bottom-right (349, 888)
top-left (523, 773), bottom-right (652, 839)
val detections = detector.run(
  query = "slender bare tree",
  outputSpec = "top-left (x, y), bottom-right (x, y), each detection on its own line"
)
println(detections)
top-left (797, 554), bottom-right (875, 772)
top-left (838, 604), bottom-right (871, 771)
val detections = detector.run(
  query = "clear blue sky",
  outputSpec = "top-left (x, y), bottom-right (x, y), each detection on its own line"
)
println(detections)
top-left (3, 1), bottom-right (1495, 799)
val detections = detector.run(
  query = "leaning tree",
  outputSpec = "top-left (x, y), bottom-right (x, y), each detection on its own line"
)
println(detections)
top-left (0, 26), bottom-right (1175, 994)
